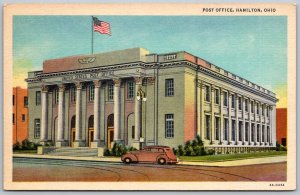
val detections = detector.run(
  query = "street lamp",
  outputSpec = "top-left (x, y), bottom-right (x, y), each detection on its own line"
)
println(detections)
top-left (136, 87), bottom-right (146, 148)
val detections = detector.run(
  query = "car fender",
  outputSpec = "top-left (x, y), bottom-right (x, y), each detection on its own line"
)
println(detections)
top-left (156, 155), bottom-right (168, 162)
top-left (122, 153), bottom-right (138, 162)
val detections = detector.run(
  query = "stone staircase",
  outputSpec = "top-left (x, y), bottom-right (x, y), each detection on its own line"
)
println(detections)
top-left (46, 147), bottom-right (98, 157)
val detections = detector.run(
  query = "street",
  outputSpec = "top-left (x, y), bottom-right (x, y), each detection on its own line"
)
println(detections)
top-left (13, 157), bottom-right (286, 182)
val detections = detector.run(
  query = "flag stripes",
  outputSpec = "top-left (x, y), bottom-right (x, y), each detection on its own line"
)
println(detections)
top-left (93, 17), bottom-right (111, 35)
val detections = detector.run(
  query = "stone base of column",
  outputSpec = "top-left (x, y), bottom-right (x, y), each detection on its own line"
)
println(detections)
top-left (132, 141), bottom-right (141, 150)
top-left (55, 140), bottom-right (68, 148)
top-left (73, 141), bottom-right (86, 148)
top-left (90, 140), bottom-right (105, 148)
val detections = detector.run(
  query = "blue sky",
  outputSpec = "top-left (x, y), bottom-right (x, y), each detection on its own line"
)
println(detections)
top-left (13, 15), bottom-right (287, 107)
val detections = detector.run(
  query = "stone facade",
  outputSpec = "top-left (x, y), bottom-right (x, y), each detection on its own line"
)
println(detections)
top-left (26, 48), bottom-right (277, 150)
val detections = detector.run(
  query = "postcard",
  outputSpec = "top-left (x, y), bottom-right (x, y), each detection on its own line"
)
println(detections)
top-left (3, 3), bottom-right (296, 190)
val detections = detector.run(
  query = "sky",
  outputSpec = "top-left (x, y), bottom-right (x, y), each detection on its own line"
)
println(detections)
top-left (13, 16), bottom-right (287, 107)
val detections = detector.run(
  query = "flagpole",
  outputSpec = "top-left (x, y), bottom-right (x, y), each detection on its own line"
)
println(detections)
top-left (91, 16), bottom-right (94, 54)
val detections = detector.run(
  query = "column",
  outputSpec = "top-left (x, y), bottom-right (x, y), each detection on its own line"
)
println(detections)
top-left (235, 94), bottom-right (239, 145)
top-left (264, 105), bottom-right (267, 145)
top-left (74, 82), bottom-right (83, 147)
top-left (270, 106), bottom-right (276, 146)
top-left (91, 80), bottom-right (101, 148)
top-left (56, 84), bottom-right (66, 147)
top-left (242, 97), bottom-right (246, 145)
top-left (200, 84), bottom-right (205, 141)
top-left (254, 101), bottom-right (257, 145)
top-left (113, 79), bottom-right (121, 142)
top-left (134, 77), bottom-right (143, 142)
top-left (211, 85), bottom-right (215, 144)
top-left (259, 103), bottom-right (263, 145)
top-left (40, 85), bottom-right (49, 143)
top-left (228, 93), bottom-right (232, 144)
top-left (248, 99), bottom-right (252, 144)
top-left (219, 89), bottom-right (224, 144)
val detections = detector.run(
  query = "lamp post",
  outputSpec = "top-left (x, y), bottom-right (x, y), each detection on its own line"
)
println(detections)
top-left (136, 87), bottom-right (147, 148)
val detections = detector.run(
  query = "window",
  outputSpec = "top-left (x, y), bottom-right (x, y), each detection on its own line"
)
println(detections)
top-left (89, 85), bottom-right (95, 101)
top-left (224, 118), bottom-right (228, 141)
top-left (34, 119), bottom-right (41, 138)
top-left (70, 86), bottom-right (76, 102)
top-left (215, 117), bottom-right (220, 140)
top-left (24, 96), bottom-right (28, 107)
top-left (251, 101), bottom-right (254, 113)
top-left (165, 114), bottom-right (174, 138)
top-left (245, 99), bottom-right (248, 112)
top-left (238, 97), bottom-right (242, 110)
top-left (245, 122), bottom-right (249, 141)
top-left (256, 103), bottom-right (260, 114)
top-left (267, 126), bottom-right (270, 142)
top-left (251, 123), bottom-right (255, 142)
top-left (257, 124), bottom-right (260, 142)
top-left (165, 79), bottom-right (174, 96)
top-left (223, 91), bottom-right (228, 106)
top-left (215, 89), bottom-right (219, 104)
top-left (262, 105), bottom-right (265, 115)
top-left (267, 106), bottom-right (269, 117)
top-left (36, 91), bottom-right (41, 105)
top-left (54, 88), bottom-right (59, 104)
top-left (12, 114), bottom-right (15, 124)
top-left (262, 125), bottom-right (265, 142)
top-left (108, 83), bottom-right (114, 100)
top-left (205, 115), bottom-right (210, 139)
top-left (127, 81), bottom-right (135, 99)
top-left (238, 121), bottom-right (243, 141)
top-left (22, 114), bottom-right (25, 122)
top-left (231, 94), bottom-right (235, 108)
top-left (205, 85), bottom-right (210, 102)
top-left (132, 126), bottom-right (135, 139)
top-left (13, 95), bottom-right (15, 106)
top-left (232, 120), bottom-right (236, 141)
top-left (281, 138), bottom-right (286, 146)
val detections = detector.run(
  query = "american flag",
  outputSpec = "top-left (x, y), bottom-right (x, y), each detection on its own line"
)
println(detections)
top-left (93, 17), bottom-right (111, 36)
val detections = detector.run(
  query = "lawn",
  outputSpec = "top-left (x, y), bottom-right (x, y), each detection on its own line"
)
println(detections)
top-left (179, 151), bottom-right (287, 162)
top-left (13, 150), bottom-right (37, 154)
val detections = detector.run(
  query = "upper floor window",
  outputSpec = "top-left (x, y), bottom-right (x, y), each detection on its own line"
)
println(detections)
top-left (215, 89), bottom-right (219, 104)
top-left (36, 91), bottom-right (41, 105)
top-left (256, 103), bottom-right (260, 114)
top-left (231, 94), bottom-right (235, 108)
top-left (205, 85), bottom-right (210, 102)
top-left (54, 88), bottom-right (59, 104)
top-left (22, 114), bottom-right (26, 122)
top-left (165, 114), bottom-right (174, 138)
top-left (238, 97), bottom-right (242, 110)
top-left (13, 95), bottom-right (15, 106)
top-left (251, 101), bottom-right (254, 113)
top-left (24, 96), bottom-right (28, 107)
top-left (108, 83), bottom-right (114, 101)
top-left (223, 91), bottom-right (228, 107)
top-left (70, 86), bottom-right (76, 102)
top-left (88, 85), bottom-right (95, 102)
top-left (267, 106), bottom-right (269, 117)
top-left (12, 114), bottom-right (15, 124)
top-left (262, 105), bottom-right (265, 115)
top-left (245, 99), bottom-right (248, 112)
top-left (165, 79), bottom-right (174, 97)
top-left (127, 81), bottom-right (135, 99)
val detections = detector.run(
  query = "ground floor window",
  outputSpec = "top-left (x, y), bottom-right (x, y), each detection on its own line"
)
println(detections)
top-left (165, 114), bottom-right (174, 138)
top-left (245, 122), bottom-right (249, 141)
top-left (132, 126), bottom-right (135, 139)
top-left (267, 126), bottom-right (270, 142)
top-left (224, 118), bottom-right (228, 141)
top-left (251, 123), bottom-right (255, 142)
top-left (231, 120), bottom-right (236, 141)
top-left (238, 121), bottom-right (243, 141)
top-left (205, 115), bottom-right (210, 140)
top-left (262, 125), bottom-right (265, 142)
top-left (257, 124), bottom-right (260, 142)
top-left (34, 119), bottom-right (41, 139)
top-left (215, 117), bottom-right (220, 140)
top-left (281, 138), bottom-right (286, 146)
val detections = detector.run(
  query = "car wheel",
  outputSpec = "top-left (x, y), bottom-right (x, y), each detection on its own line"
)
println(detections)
top-left (158, 158), bottom-right (166, 165)
top-left (124, 157), bottom-right (132, 164)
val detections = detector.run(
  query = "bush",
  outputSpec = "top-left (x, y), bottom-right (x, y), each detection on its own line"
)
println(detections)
top-left (177, 145), bottom-right (184, 156)
top-left (276, 142), bottom-right (287, 151)
top-left (175, 135), bottom-right (206, 156)
top-left (206, 149), bottom-right (215, 155)
top-left (104, 143), bottom-right (137, 157)
top-left (13, 139), bottom-right (40, 151)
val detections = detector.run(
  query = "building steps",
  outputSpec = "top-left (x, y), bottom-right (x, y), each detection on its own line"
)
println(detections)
top-left (46, 147), bottom-right (98, 157)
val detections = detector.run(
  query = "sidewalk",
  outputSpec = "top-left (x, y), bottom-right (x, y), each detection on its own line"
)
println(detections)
top-left (13, 153), bottom-right (287, 167)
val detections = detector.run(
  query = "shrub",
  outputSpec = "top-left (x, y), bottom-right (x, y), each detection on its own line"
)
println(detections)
top-left (177, 145), bottom-right (184, 156)
top-left (175, 136), bottom-right (206, 156)
top-left (104, 143), bottom-right (136, 157)
top-left (206, 149), bottom-right (215, 155)
top-left (104, 148), bottom-right (111, 156)
top-left (13, 139), bottom-right (40, 151)
top-left (276, 142), bottom-right (287, 151)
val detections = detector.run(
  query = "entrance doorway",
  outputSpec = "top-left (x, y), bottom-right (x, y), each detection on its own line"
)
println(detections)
top-left (70, 116), bottom-right (76, 147)
top-left (107, 114), bottom-right (114, 149)
top-left (88, 115), bottom-right (94, 147)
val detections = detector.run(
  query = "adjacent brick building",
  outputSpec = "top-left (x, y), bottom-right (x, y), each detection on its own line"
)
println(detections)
top-left (276, 108), bottom-right (287, 146)
top-left (13, 87), bottom-right (28, 144)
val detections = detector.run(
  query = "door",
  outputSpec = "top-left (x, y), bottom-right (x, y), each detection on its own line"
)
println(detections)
top-left (71, 128), bottom-right (76, 147)
top-left (107, 128), bottom-right (114, 149)
top-left (88, 129), bottom-right (94, 147)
